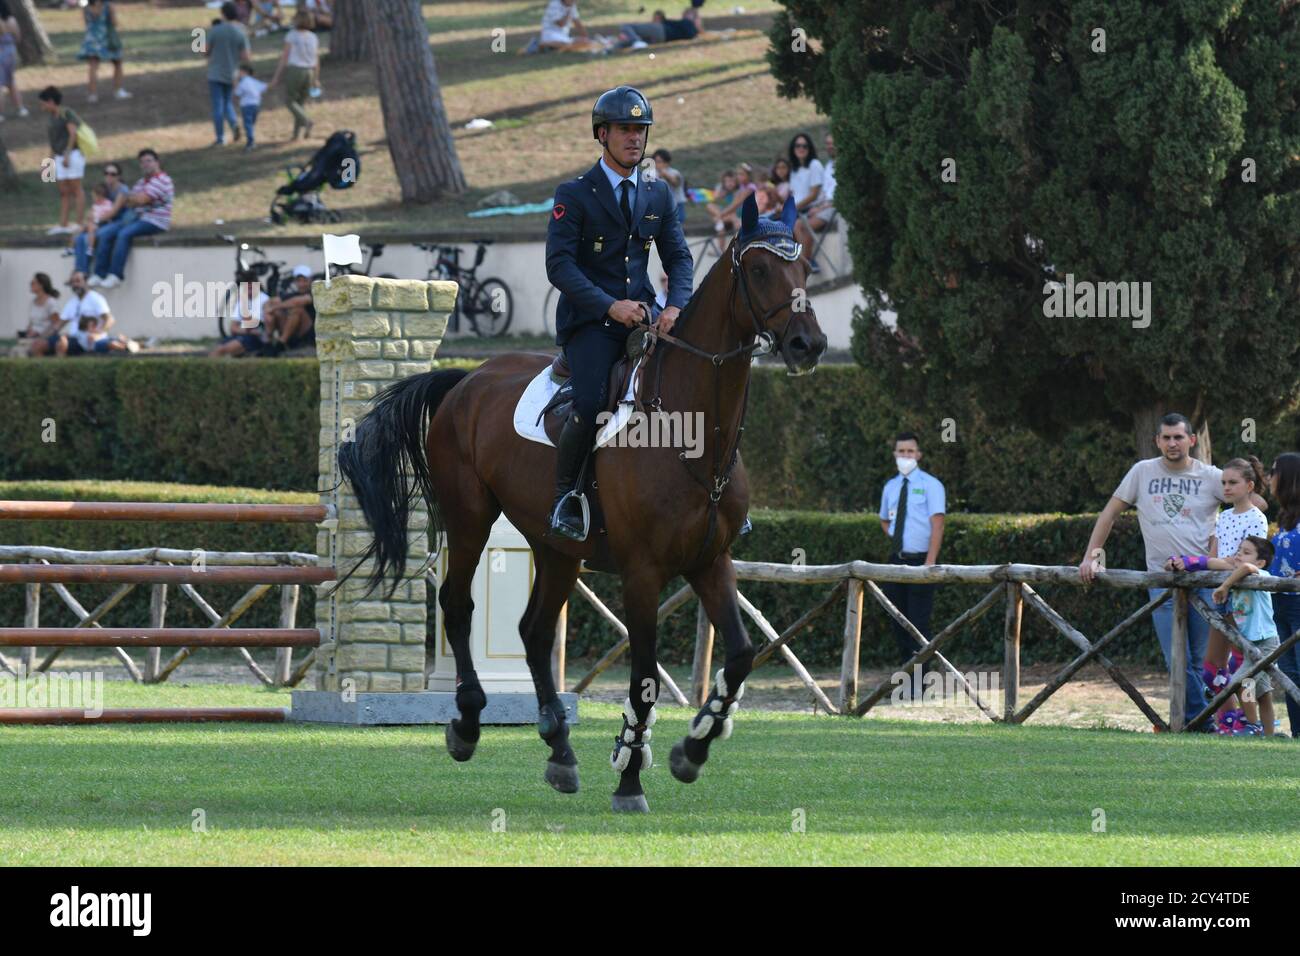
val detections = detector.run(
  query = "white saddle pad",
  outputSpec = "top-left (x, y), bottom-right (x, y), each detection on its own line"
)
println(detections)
top-left (513, 359), bottom-right (643, 449)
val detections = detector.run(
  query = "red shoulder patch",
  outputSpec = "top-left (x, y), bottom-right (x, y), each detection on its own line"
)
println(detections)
top-left (552, 203), bottom-right (566, 220)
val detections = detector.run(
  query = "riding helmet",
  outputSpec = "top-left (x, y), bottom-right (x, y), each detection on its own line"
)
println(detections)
top-left (591, 86), bottom-right (654, 140)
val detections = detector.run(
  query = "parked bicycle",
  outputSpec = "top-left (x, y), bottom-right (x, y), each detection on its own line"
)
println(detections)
top-left (418, 240), bottom-right (513, 337)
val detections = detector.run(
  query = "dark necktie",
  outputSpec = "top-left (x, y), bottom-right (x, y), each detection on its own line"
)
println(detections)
top-left (619, 180), bottom-right (632, 230)
top-left (892, 477), bottom-right (909, 555)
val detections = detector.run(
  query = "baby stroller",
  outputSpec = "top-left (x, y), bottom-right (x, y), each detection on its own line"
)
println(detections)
top-left (269, 130), bottom-right (360, 225)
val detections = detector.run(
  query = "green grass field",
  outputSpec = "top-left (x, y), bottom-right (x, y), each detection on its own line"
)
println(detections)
top-left (1, 1), bottom-right (817, 241)
top-left (3, 681), bottom-right (1298, 865)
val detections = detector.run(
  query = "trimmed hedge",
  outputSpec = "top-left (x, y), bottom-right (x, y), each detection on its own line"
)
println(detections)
top-left (3, 358), bottom-right (1296, 514)
top-left (0, 359), bottom-right (320, 490)
top-left (2, 483), bottom-right (1175, 673)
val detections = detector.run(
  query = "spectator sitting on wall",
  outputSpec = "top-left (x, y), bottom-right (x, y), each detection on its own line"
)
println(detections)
top-left (20, 272), bottom-right (61, 357)
top-left (88, 148), bottom-right (174, 290)
top-left (54, 271), bottom-right (111, 356)
top-left (209, 268), bottom-right (271, 357)
top-left (261, 265), bottom-right (317, 354)
top-left (806, 131), bottom-right (837, 233)
top-left (72, 162), bottom-right (133, 276)
top-left (768, 156), bottom-right (792, 200)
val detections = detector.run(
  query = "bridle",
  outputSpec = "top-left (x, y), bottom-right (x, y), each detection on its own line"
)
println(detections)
top-left (640, 231), bottom-right (805, 365)
top-left (635, 229), bottom-right (809, 566)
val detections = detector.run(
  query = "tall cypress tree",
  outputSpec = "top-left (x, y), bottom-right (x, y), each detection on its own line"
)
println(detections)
top-left (769, 1), bottom-right (1300, 461)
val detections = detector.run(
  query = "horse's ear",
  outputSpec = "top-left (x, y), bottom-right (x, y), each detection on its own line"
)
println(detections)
top-left (740, 192), bottom-right (758, 236)
top-left (781, 196), bottom-right (797, 232)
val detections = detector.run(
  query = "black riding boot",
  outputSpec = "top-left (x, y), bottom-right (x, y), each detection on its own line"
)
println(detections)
top-left (549, 411), bottom-right (595, 541)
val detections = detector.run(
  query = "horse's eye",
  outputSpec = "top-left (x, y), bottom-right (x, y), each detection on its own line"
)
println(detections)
top-left (752, 265), bottom-right (766, 278)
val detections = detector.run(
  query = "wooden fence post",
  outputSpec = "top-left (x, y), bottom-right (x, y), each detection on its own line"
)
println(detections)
top-left (1170, 588), bottom-right (1188, 732)
top-left (276, 584), bottom-right (299, 686)
top-left (146, 583), bottom-right (168, 682)
top-left (691, 601), bottom-right (714, 708)
top-left (839, 579), bottom-right (863, 712)
top-left (552, 600), bottom-right (567, 693)
top-left (1003, 581), bottom-right (1022, 721)
top-left (23, 580), bottom-right (39, 677)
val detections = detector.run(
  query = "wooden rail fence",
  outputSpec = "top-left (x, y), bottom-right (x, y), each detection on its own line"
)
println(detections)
top-left (0, 502), bottom-right (333, 723)
top-left (564, 561), bottom-right (1300, 731)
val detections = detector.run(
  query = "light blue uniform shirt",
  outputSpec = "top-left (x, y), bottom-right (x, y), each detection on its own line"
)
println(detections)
top-left (599, 155), bottom-right (638, 213)
top-left (879, 468), bottom-right (946, 555)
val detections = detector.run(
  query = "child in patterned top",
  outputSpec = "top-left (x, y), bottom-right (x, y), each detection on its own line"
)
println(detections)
top-left (1210, 536), bottom-right (1279, 735)
top-left (1165, 456), bottom-right (1269, 731)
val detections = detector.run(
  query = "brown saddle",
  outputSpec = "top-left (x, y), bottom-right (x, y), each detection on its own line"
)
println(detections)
top-left (538, 331), bottom-right (652, 445)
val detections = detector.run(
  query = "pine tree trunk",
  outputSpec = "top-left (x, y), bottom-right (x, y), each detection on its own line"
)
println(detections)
top-left (1132, 402), bottom-right (1167, 463)
top-left (330, 0), bottom-right (370, 61)
top-left (0, 130), bottom-right (17, 184)
top-left (369, 0), bottom-right (466, 202)
top-left (13, 0), bottom-right (54, 66)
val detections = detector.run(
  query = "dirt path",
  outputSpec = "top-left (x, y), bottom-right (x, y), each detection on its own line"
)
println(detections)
top-left (42, 651), bottom-right (1268, 734)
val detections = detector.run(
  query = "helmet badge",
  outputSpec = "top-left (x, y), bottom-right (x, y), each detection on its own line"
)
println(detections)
top-left (630, 105), bottom-right (643, 117)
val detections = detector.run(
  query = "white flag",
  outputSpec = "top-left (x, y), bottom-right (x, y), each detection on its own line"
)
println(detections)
top-left (323, 233), bottom-right (363, 266)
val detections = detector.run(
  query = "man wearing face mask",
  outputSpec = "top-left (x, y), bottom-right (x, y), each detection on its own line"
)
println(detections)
top-left (878, 432), bottom-right (946, 697)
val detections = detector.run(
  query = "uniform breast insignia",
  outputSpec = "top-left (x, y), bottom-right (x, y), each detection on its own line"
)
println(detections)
top-left (643, 213), bottom-right (660, 221)
top-left (594, 238), bottom-right (603, 251)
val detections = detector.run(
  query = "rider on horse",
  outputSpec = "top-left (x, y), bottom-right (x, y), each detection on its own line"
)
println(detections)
top-left (544, 86), bottom-right (694, 540)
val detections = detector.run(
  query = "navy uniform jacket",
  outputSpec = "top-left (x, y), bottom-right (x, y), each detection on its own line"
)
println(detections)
top-left (546, 160), bottom-right (693, 345)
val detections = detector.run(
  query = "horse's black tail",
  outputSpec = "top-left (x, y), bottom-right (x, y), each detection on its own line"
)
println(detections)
top-left (335, 368), bottom-right (471, 598)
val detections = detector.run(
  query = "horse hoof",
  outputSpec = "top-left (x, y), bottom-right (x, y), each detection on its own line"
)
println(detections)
top-left (545, 761), bottom-right (580, 794)
top-left (445, 720), bottom-right (476, 763)
top-left (670, 740), bottom-right (701, 784)
top-left (611, 793), bottom-right (650, 813)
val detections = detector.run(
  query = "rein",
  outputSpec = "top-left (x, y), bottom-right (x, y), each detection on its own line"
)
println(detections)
top-left (637, 237), bottom-right (803, 567)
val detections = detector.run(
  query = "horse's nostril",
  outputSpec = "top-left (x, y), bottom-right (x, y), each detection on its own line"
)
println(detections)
top-left (787, 335), bottom-right (808, 355)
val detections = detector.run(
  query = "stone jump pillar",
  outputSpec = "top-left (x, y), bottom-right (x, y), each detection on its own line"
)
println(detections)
top-left (290, 275), bottom-right (455, 724)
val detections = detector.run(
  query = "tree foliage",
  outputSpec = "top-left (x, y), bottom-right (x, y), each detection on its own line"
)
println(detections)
top-left (768, 1), bottom-right (1300, 454)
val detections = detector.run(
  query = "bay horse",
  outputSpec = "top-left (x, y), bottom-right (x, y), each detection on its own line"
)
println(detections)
top-left (338, 196), bottom-right (827, 812)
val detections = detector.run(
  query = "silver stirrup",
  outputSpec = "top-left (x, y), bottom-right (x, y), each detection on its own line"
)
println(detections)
top-left (554, 490), bottom-right (591, 542)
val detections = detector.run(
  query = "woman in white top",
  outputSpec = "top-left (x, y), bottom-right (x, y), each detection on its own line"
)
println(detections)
top-left (22, 272), bottom-right (62, 357)
top-left (787, 132), bottom-right (825, 212)
top-left (269, 10), bottom-right (319, 139)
